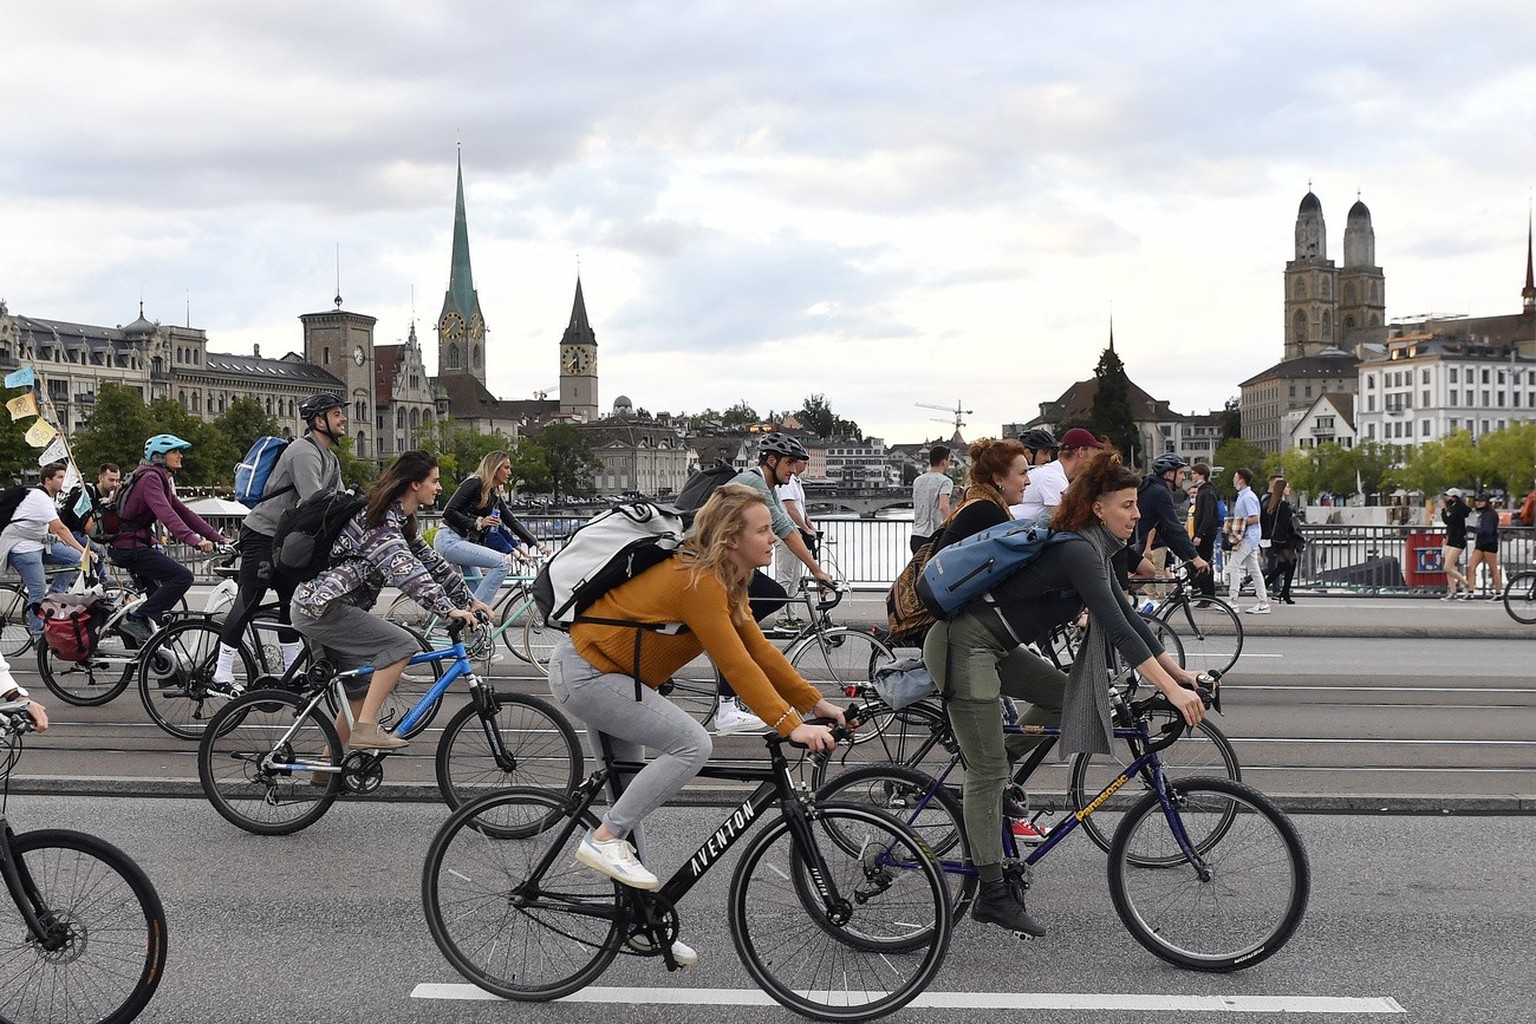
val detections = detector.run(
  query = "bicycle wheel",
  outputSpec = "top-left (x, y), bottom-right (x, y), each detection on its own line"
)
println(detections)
top-left (521, 615), bottom-right (558, 676)
top-left (1108, 776), bottom-right (1310, 972)
top-left (0, 583), bottom-right (32, 658)
top-left (1069, 712), bottom-right (1240, 861)
top-left (382, 591), bottom-right (431, 629)
top-left (1159, 595), bottom-right (1243, 676)
top-left (787, 627), bottom-right (898, 708)
top-left (35, 638), bottom-right (133, 707)
top-left (0, 828), bottom-right (168, 1024)
top-left (435, 692), bottom-right (583, 808)
top-left (730, 803), bottom-right (950, 1022)
top-left (422, 789), bottom-right (621, 1000)
top-left (815, 764), bottom-right (976, 918)
top-left (1143, 615), bottom-right (1185, 668)
top-left (198, 688), bottom-right (341, 835)
top-left (808, 698), bottom-right (955, 792)
top-left (495, 587), bottom-right (537, 659)
top-left (138, 619), bottom-right (257, 740)
top-left (1503, 571), bottom-right (1536, 624)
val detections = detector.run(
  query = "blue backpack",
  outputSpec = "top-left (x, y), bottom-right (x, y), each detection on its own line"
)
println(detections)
top-left (233, 436), bottom-right (294, 505)
top-left (916, 519), bottom-right (1079, 620)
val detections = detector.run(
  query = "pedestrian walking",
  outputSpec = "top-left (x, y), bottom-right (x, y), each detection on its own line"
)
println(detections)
top-left (1439, 488), bottom-right (1471, 600)
top-left (1226, 467), bottom-right (1270, 614)
top-left (1467, 493), bottom-right (1503, 598)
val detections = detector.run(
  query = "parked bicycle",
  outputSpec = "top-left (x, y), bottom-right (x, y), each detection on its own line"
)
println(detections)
top-left (421, 723), bottom-right (950, 1022)
top-left (818, 684), bottom-right (1308, 972)
top-left (0, 699), bottom-right (168, 1024)
top-left (197, 619), bottom-right (581, 834)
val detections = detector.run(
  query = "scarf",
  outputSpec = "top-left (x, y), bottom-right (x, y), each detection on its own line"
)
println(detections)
top-left (1058, 520), bottom-right (1122, 757)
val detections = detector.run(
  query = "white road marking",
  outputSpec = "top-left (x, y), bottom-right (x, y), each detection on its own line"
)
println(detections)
top-left (411, 983), bottom-right (1406, 1012)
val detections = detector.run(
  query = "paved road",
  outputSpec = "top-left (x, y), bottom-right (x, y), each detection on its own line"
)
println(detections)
top-left (14, 795), bottom-right (1533, 1024)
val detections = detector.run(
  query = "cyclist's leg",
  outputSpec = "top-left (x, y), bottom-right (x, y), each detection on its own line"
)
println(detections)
top-left (290, 601), bottom-right (419, 748)
top-left (434, 528), bottom-right (509, 604)
top-left (548, 637), bottom-right (710, 869)
top-left (41, 542), bottom-right (83, 593)
top-left (7, 548), bottom-right (46, 639)
top-left (997, 643), bottom-right (1065, 763)
top-left (117, 546), bottom-right (192, 626)
top-left (216, 527), bottom-right (273, 680)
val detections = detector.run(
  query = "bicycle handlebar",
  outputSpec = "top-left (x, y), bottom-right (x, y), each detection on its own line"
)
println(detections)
top-left (796, 577), bottom-right (847, 611)
top-left (0, 701), bottom-right (37, 738)
top-left (1131, 672), bottom-right (1222, 753)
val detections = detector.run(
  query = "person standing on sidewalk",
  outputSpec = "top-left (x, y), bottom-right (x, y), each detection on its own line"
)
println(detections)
top-left (1439, 488), bottom-right (1471, 600)
top-left (214, 394), bottom-right (346, 686)
top-left (1189, 463), bottom-right (1220, 596)
top-left (1467, 493), bottom-right (1503, 598)
top-left (1265, 477), bottom-right (1299, 605)
top-left (910, 444), bottom-right (953, 554)
top-left (773, 463), bottom-right (816, 628)
top-left (1227, 467), bottom-right (1270, 614)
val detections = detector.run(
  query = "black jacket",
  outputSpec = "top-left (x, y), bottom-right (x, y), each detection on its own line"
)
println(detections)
top-left (441, 476), bottom-right (538, 547)
top-left (1135, 476), bottom-right (1198, 562)
top-left (1192, 481), bottom-right (1219, 543)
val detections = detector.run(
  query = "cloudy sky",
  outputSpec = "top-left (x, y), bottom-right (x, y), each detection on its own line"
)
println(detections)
top-left (5, 1), bottom-right (1535, 444)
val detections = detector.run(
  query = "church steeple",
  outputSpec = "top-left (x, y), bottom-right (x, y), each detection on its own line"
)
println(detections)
top-left (558, 276), bottom-right (599, 422)
top-left (1522, 210), bottom-right (1535, 316)
top-left (436, 149), bottom-right (487, 384)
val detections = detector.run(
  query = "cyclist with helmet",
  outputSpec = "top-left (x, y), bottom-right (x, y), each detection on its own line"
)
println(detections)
top-left (1012, 427), bottom-right (1105, 521)
top-left (1132, 453), bottom-right (1208, 587)
top-left (212, 393), bottom-right (347, 686)
top-left (714, 432), bottom-right (836, 733)
top-left (109, 434), bottom-right (230, 643)
top-left (1018, 427), bottom-right (1059, 469)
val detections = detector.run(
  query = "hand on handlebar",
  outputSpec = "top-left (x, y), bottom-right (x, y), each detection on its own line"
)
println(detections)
top-left (447, 608), bottom-right (479, 629)
top-left (468, 598), bottom-right (495, 619)
top-left (1164, 682), bottom-right (1205, 728)
top-left (789, 721), bottom-right (837, 753)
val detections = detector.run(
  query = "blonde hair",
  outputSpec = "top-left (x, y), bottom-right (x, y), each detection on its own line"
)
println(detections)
top-left (474, 450), bottom-right (510, 509)
top-left (682, 483), bottom-right (766, 622)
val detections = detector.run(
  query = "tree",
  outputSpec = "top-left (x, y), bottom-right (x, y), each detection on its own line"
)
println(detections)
top-left (508, 437), bottom-right (553, 495)
top-left (1219, 396), bottom-right (1242, 443)
top-left (0, 402), bottom-right (41, 484)
top-left (213, 397), bottom-right (280, 458)
top-left (720, 401), bottom-right (760, 430)
top-left (1086, 346), bottom-right (1139, 465)
top-left (416, 416), bottom-right (515, 487)
top-left (797, 393), bottom-right (862, 440)
top-left (331, 437), bottom-right (376, 489)
top-left (1478, 421), bottom-right (1536, 493)
top-left (1210, 438), bottom-right (1269, 498)
top-left (535, 424), bottom-right (601, 505)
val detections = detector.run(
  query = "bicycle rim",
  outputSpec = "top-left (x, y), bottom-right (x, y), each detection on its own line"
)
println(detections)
top-left (422, 789), bottom-right (620, 1000)
top-left (0, 585), bottom-right (32, 658)
top-left (809, 700), bottom-right (953, 792)
top-left (1162, 596), bottom-right (1243, 676)
top-left (1503, 572), bottom-right (1536, 624)
top-left (435, 694), bottom-right (583, 808)
top-left (522, 616), bottom-right (558, 676)
top-left (1108, 777), bottom-right (1310, 971)
top-left (1070, 713), bottom-right (1241, 860)
top-left (730, 804), bottom-right (950, 1022)
top-left (198, 689), bottom-right (340, 835)
top-left (36, 641), bottom-right (132, 707)
top-left (139, 620), bottom-right (256, 740)
top-left (788, 628), bottom-right (897, 711)
top-left (0, 829), bottom-right (168, 1024)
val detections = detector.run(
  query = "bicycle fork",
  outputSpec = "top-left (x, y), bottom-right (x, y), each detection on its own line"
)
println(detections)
top-left (0, 822), bottom-right (69, 953)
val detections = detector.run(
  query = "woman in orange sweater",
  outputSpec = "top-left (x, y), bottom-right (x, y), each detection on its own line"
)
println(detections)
top-left (548, 484), bottom-right (850, 964)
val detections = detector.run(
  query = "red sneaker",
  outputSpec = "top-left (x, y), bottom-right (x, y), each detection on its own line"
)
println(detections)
top-left (1010, 818), bottom-right (1047, 845)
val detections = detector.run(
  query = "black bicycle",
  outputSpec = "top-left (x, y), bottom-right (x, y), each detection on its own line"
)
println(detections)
top-left (0, 700), bottom-right (168, 1024)
top-left (422, 726), bottom-right (951, 1022)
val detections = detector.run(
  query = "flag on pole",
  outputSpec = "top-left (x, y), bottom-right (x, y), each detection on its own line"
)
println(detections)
top-left (23, 418), bottom-right (57, 448)
top-left (38, 436), bottom-right (69, 465)
top-left (5, 392), bottom-right (38, 420)
top-left (3, 366), bottom-right (35, 389)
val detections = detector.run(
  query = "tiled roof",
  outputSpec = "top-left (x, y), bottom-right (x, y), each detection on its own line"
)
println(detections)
top-left (201, 351), bottom-right (345, 386)
top-left (1239, 353), bottom-right (1360, 388)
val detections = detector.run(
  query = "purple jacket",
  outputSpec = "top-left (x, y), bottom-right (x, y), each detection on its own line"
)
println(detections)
top-left (111, 462), bottom-right (222, 550)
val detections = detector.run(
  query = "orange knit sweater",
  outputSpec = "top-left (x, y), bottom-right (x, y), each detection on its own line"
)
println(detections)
top-left (570, 559), bottom-right (822, 737)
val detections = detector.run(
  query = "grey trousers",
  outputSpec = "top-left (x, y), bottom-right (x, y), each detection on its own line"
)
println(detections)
top-left (547, 637), bottom-right (712, 865)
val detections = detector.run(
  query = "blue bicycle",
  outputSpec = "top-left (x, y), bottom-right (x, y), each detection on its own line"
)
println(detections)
top-left (197, 621), bottom-right (581, 835)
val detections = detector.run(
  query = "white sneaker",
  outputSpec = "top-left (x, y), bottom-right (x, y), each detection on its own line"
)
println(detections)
top-left (714, 700), bottom-right (770, 735)
top-left (626, 933), bottom-right (699, 967)
top-left (1245, 604), bottom-right (1272, 615)
top-left (575, 831), bottom-right (659, 890)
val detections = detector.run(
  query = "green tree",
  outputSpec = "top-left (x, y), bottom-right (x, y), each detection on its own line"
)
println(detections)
top-left (508, 437), bottom-right (553, 495)
top-left (1275, 445), bottom-right (1322, 501)
top-left (797, 393), bottom-right (862, 440)
top-left (331, 437), bottom-right (377, 489)
top-left (536, 424), bottom-right (601, 505)
top-left (1478, 421), bottom-right (1536, 493)
top-left (1210, 437), bottom-right (1269, 498)
top-left (417, 416), bottom-right (515, 487)
top-left (71, 383), bottom-right (154, 474)
top-left (720, 401), bottom-right (760, 430)
top-left (0, 402), bottom-right (40, 483)
top-left (1086, 345), bottom-right (1139, 465)
top-left (213, 397), bottom-right (280, 458)
top-left (1219, 396), bottom-right (1242, 443)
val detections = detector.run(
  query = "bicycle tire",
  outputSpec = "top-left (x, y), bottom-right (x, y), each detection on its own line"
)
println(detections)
top-left (1502, 570), bottom-right (1536, 624)
top-left (786, 626), bottom-right (898, 710)
top-left (814, 764), bottom-right (977, 919)
top-left (521, 614), bottom-right (558, 676)
top-left (1159, 595), bottom-right (1243, 676)
top-left (808, 698), bottom-right (955, 792)
top-left (1069, 713), bottom-right (1241, 861)
top-left (495, 586), bottom-right (537, 659)
top-left (434, 692), bottom-right (583, 809)
top-left (35, 638), bottom-right (133, 707)
top-left (0, 583), bottom-right (32, 658)
top-left (382, 591), bottom-right (430, 628)
top-left (0, 827), bottom-right (168, 1024)
top-left (198, 688), bottom-right (341, 835)
top-left (1108, 776), bottom-right (1309, 972)
top-left (422, 788), bottom-right (621, 1000)
top-left (730, 802), bottom-right (951, 1022)
top-left (137, 619), bottom-right (258, 740)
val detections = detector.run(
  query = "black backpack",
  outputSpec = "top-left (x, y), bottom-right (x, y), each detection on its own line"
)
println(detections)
top-left (0, 485), bottom-right (31, 533)
top-left (89, 469), bottom-right (154, 543)
top-left (270, 491), bottom-right (367, 583)
top-left (672, 461), bottom-right (740, 524)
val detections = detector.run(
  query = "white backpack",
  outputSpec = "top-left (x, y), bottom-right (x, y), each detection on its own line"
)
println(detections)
top-left (532, 502), bottom-right (686, 629)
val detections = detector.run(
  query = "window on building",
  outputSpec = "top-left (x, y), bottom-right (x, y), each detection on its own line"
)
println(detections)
top-left (1421, 419), bottom-right (1430, 436)
top-left (1483, 391), bottom-right (1491, 406)
top-left (1482, 369), bottom-right (1490, 384)
top-left (1366, 374), bottom-right (1376, 389)
top-left (1422, 390), bottom-right (1430, 407)
top-left (1498, 370), bottom-right (1506, 384)
top-left (1450, 392), bottom-right (1458, 407)
top-left (1498, 392), bottom-right (1505, 407)
top-left (1466, 390), bottom-right (1473, 406)
top-left (1367, 423), bottom-right (1376, 439)
top-left (1450, 368), bottom-right (1458, 383)
top-left (1422, 369), bottom-right (1430, 384)
top-left (323, 347), bottom-right (330, 364)
top-left (178, 390), bottom-right (187, 408)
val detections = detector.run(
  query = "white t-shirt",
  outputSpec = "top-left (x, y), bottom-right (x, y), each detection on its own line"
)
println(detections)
top-left (775, 474), bottom-right (807, 530)
top-left (1012, 460), bottom-right (1068, 521)
top-left (2, 489), bottom-right (60, 555)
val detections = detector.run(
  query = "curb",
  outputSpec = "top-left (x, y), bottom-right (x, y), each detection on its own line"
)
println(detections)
top-left (13, 776), bottom-right (1534, 815)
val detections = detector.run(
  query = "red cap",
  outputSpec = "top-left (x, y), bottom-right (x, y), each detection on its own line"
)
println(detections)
top-left (1058, 427), bottom-right (1106, 450)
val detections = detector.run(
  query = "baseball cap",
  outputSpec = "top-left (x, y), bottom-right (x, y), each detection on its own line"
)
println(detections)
top-left (1058, 427), bottom-right (1106, 450)
top-left (1445, 487), bottom-right (1462, 497)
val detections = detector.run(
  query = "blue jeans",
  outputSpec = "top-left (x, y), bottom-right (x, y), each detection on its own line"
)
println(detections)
top-left (8, 543), bottom-right (83, 638)
top-left (433, 529), bottom-right (508, 604)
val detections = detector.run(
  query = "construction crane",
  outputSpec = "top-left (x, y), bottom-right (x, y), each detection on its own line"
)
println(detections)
top-left (915, 400), bottom-right (972, 434)
top-left (531, 384), bottom-right (557, 401)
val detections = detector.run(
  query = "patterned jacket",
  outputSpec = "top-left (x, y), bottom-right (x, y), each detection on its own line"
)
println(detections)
top-left (293, 500), bottom-right (471, 619)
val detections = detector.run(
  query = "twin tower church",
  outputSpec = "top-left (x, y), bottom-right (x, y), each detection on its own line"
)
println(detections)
top-left (0, 155), bottom-right (602, 459)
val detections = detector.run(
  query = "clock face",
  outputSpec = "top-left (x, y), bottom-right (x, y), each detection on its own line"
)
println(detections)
top-left (562, 346), bottom-right (594, 374)
top-left (469, 312), bottom-right (485, 340)
top-left (353, 345), bottom-right (366, 366)
top-left (440, 311), bottom-right (465, 341)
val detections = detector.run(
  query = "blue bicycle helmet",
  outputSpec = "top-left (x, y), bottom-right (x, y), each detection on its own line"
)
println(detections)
top-left (144, 433), bottom-right (193, 462)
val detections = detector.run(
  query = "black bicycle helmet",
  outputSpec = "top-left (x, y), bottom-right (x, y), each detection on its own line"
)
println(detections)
top-left (299, 393), bottom-right (344, 422)
top-left (1018, 427), bottom-right (1059, 453)
top-left (757, 432), bottom-right (809, 461)
top-left (1151, 452), bottom-right (1188, 476)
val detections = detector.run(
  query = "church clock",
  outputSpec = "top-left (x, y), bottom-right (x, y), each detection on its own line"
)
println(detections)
top-left (439, 310), bottom-right (465, 341)
top-left (469, 311), bottom-right (485, 341)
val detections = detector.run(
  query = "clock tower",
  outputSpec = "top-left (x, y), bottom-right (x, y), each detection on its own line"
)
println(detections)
top-left (301, 296), bottom-right (377, 458)
top-left (437, 151), bottom-right (488, 386)
top-left (558, 276), bottom-right (599, 422)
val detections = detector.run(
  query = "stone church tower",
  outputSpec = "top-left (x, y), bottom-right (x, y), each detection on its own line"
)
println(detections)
top-left (436, 153), bottom-right (488, 387)
top-left (1284, 189), bottom-right (1385, 359)
top-left (558, 277), bottom-right (599, 422)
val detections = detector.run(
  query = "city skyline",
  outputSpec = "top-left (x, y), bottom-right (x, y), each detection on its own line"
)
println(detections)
top-left (4, 2), bottom-right (1536, 443)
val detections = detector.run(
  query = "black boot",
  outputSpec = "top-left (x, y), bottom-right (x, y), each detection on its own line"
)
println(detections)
top-left (971, 877), bottom-right (1046, 937)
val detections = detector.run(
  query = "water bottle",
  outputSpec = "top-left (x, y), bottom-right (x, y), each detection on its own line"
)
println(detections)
top-left (1139, 600), bottom-right (1156, 616)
